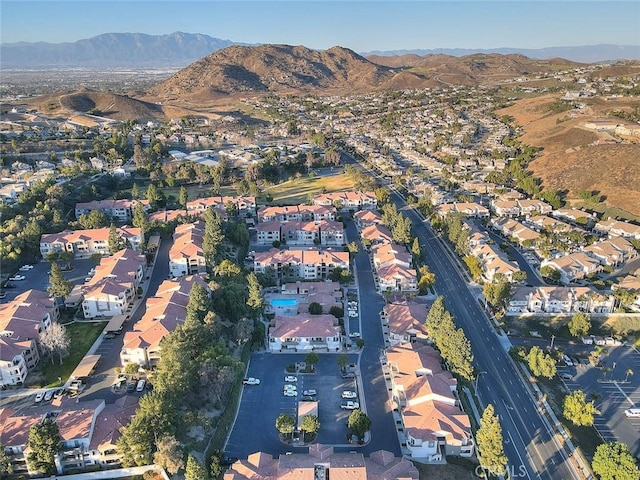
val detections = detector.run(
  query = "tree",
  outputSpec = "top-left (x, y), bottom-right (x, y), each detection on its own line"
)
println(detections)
top-left (592, 442), bottom-right (638, 480)
top-left (525, 346), bottom-right (557, 379)
top-left (78, 209), bottom-right (110, 229)
top-left (540, 265), bottom-right (561, 282)
top-left (47, 262), bottom-right (72, 299)
top-left (568, 312), bottom-right (591, 337)
top-left (308, 302), bottom-right (323, 314)
top-left (411, 237), bottom-right (422, 260)
top-left (476, 404), bottom-right (508, 477)
top-left (184, 283), bottom-right (210, 328)
top-left (108, 223), bottom-right (127, 254)
top-left (329, 306), bottom-right (344, 319)
top-left (27, 419), bottom-right (61, 474)
top-left (246, 272), bottom-right (264, 317)
top-left (131, 182), bottom-right (140, 200)
top-left (563, 390), bottom-right (598, 426)
top-left (213, 259), bottom-right (242, 277)
top-left (337, 354), bottom-right (348, 372)
top-left (179, 185), bottom-right (188, 208)
top-left (346, 241), bottom-right (359, 260)
top-left (512, 270), bottom-right (527, 283)
top-left (425, 295), bottom-right (446, 335)
top-left (275, 413), bottom-right (295, 437)
top-left (146, 183), bottom-right (162, 209)
top-left (184, 455), bottom-right (209, 480)
top-left (38, 322), bottom-right (71, 365)
top-left (132, 202), bottom-right (149, 234)
top-left (59, 250), bottom-right (74, 271)
top-left (305, 352), bottom-right (319, 368)
top-left (0, 443), bottom-right (13, 477)
top-left (300, 415), bottom-right (320, 436)
top-left (463, 255), bottom-right (483, 281)
top-left (348, 409), bottom-right (371, 442)
top-left (153, 435), bottom-right (184, 474)
top-left (417, 265), bottom-right (435, 294)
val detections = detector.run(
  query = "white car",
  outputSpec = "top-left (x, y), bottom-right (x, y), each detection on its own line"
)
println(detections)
top-left (283, 389), bottom-right (298, 397)
top-left (341, 401), bottom-right (360, 410)
top-left (34, 391), bottom-right (45, 403)
top-left (284, 375), bottom-right (297, 382)
top-left (8, 275), bottom-right (25, 281)
top-left (348, 332), bottom-right (361, 338)
top-left (624, 408), bottom-right (640, 418)
top-left (19, 265), bottom-right (33, 271)
top-left (44, 389), bottom-right (54, 402)
top-left (341, 390), bottom-right (357, 399)
top-left (303, 389), bottom-right (317, 396)
top-left (283, 384), bottom-right (297, 391)
top-left (243, 377), bottom-right (260, 386)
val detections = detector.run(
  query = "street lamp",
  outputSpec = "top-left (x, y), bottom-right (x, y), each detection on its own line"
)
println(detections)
top-left (474, 371), bottom-right (487, 393)
top-left (550, 334), bottom-right (555, 351)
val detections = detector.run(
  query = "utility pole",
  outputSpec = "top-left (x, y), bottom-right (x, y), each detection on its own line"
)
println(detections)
top-left (550, 334), bottom-right (555, 351)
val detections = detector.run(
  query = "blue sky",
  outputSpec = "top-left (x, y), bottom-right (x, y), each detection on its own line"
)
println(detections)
top-left (1, 1), bottom-right (639, 51)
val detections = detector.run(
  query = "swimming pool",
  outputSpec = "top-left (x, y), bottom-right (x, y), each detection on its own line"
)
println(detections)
top-left (270, 298), bottom-right (298, 307)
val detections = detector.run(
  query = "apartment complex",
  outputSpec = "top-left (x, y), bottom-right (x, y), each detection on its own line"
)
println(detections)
top-left (254, 248), bottom-right (349, 282)
top-left (40, 226), bottom-right (142, 258)
top-left (168, 221), bottom-right (207, 277)
top-left (74, 199), bottom-right (150, 223)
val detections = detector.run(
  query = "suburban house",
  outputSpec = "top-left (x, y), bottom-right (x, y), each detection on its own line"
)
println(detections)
top-left (0, 396), bottom-right (138, 475)
top-left (384, 342), bottom-right (474, 460)
top-left (313, 191), bottom-right (377, 211)
top-left (470, 243), bottom-right (520, 283)
top-left (81, 249), bottom-right (145, 319)
top-left (528, 215), bottom-right (583, 234)
top-left (583, 237), bottom-right (637, 267)
top-left (120, 275), bottom-right (207, 367)
top-left (491, 199), bottom-right (552, 217)
top-left (541, 252), bottom-right (603, 284)
top-left (253, 248), bottom-right (349, 281)
top-left (594, 219), bottom-right (640, 240)
top-left (168, 221), bottom-right (207, 277)
top-left (381, 300), bottom-right (429, 345)
top-left (39, 226), bottom-right (143, 258)
top-left (268, 314), bottom-right (342, 352)
top-left (436, 202), bottom-right (489, 218)
top-left (74, 199), bottom-right (150, 223)
top-left (552, 208), bottom-right (595, 225)
top-left (371, 243), bottom-right (412, 270)
top-left (490, 217), bottom-right (540, 244)
top-left (186, 195), bottom-right (256, 217)
top-left (354, 209), bottom-right (383, 228)
top-left (222, 444), bottom-right (419, 480)
top-left (257, 204), bottom-right (336, 223)
top-left (613, 271), bottom-right (640, 311)
top-left (0, 290), bottom-right (57, 387)
top-left (377, 263), bottom-right (418, 293)
top-left (507, 286), bottom-right (615, 314)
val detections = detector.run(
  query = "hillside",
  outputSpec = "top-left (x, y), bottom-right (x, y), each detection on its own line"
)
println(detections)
top-left (33, 87), bottom-right (165, 121)
top-left (498, 94), bottom-right (640, 218)
top-left (147, 44), bottom-right (394, 101)
top-left (0, 32), bottom-right (237, 68)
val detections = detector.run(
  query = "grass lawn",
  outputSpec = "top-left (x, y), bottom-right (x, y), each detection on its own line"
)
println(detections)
top-left (33, 321), bottom-right (107, 388)
top-left (263, 173), bottom-right (355, 205)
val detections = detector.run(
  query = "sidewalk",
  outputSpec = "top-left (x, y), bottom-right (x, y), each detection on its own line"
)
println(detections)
top-left (45, 465), bottom-right (169, 480)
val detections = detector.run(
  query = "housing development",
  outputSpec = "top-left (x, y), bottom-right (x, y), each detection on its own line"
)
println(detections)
top-left (0, 51), bottom-right (639, 480)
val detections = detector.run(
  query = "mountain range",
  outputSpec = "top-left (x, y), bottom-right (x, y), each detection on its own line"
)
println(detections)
top-left (1, 32), bottom-right (639, 68)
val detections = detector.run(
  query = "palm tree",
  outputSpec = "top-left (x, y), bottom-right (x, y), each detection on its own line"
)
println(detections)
top-left (624, 369), bottom-right (633, 382)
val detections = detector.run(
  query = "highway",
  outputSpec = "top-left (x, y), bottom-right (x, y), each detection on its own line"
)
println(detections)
top-left (393, 189), bottom-right (580, 480)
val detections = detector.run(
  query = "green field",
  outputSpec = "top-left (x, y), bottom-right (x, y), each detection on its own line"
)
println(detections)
top-left (263, 173), bottom-right (355, 205)
top-left (33, 321), bottom-right (107, 387)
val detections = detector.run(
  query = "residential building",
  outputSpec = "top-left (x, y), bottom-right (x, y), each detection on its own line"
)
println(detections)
top-left (491, 217), bottom-right (540, 244)
top-left (168, 221), bottom-right (207, 277)
top-left (436, 202), bottom-right (489, 218)
top-left (552, 208), bottom-right (595, 225)
top-left (186, 195), bottom-right (256, 217)
top-left (268, 314), bottom-right (342, 352)
top-left (354, 209), bottom-right (383, 228)
top-left (361, 224), bottom-right (394, 245)
top-left (470, 243), bottom-right (520, 283)
top-left (74, 199), bottom-right (150, 223)
top-left (257, 204), bottom-right (335, 223)
top-left (384, 343), bottom-right (474, 459)
top-left (594, 219), bottom-right (640, 240)
top-left (377, 263), bottom-right (418, 293)
top-left (254, 248), bottom-right (349, 281)
top-left (256, 220), bottom-right (282, 246)
top-left (541, 252), bottom-right (603, 284)
top-left (313, 191), bottom-right (377, 210)
top-left (371, 243), bottom-right (412, 270)
top-left (40, 226), bottom-right (143, 258)
top-left (82, 249), bottom-right (145, 319)
top-left (507, 286), bottom-right (614, 314)
top-left (120, 275), bottom-right (207, 367)
top-left (583, 237), bottom-right (637, 266)
top-left (381, 300), bottom-right (429, 345)
top-left (222, 444), bottom-right (419, 480)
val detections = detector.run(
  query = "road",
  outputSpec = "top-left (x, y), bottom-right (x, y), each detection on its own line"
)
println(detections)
top-left (392, 188), bottom-right (580, 479)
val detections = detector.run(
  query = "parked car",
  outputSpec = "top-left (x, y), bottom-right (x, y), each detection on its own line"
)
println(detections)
top-left (341, 390), bottom-right (357, 399)
top-left (341, 401), bottom-right (359, 410)
top-left (302, 389), bottom-right (317, 396)
top-left (348, 332), bottom-right (361, 338)
top-left (104, 333), bottom-right (116, 340)
top-left (624, 408), bottom-right (640, 418)
top-left (126, 382), bottom-right (136, 393)
top-left (8, 275), bottom-right (25, 281)
top-left (283, 384), bottom-right (297, 391)
top-left (563, 355), bottom-right (574, 367)
top-left (561, 373), bottom-right (574, 380)
top-left (34, 391), bottom-right (45, 403)
top-left (283, 390), bottom-right (298, 397)
top-left (0, 292), bottom-right (6, 299)
top-left (242, 377), bottom-right (260, 385)
top-left (53, 389), bottom-right (64, 399)
top-left (301, 395), bottom-right (316, 402)
top-left (341, 372), bottom-right (356, 378)
top-left (284, 375), bottom-right (298, 382)
top-left (136, 379), bottom-right (146, 392)
top-left (44, 389), bottom-right (54, 402)
top-left (2, 283), bottom-right (16, 289)
top-left (19, 265), bottom-right (33, 271)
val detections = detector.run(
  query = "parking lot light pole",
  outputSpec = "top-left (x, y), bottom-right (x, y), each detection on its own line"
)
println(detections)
top-left (474, 371), bottom-right (487, 393)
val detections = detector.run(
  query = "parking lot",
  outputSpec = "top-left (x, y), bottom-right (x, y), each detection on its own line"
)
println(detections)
top-left (224, 352), bottom-right (361, 458)
top-left (558, 345), bottom-right (640, 458)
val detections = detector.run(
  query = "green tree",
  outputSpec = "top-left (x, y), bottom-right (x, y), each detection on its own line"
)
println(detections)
top-left (568, 312), bottom-right (591, 337)
top-left (425, 295), bottom-right (446, 334)
top-left (184, 455), bottom-right (209, 480)
top-left (184, 283), bottom-right (210, 328)
top-left (179, 185), bottom-right (188, 208)
top-left (417, 265), bottom-right (435, 294)
top-left (27, 419), bottom-right (61, 474)
top-left (483, 279), bottom-right (511, 311)
top-left (132, 202), bottom-right (149, 234)
top-left (275, 413), bottom-right (295, 437)
top-left (308, 302), bottom-right (323, 314)
top-left (411, 237), bottom-right (422, 260)
top-left (213, 259), bottom-right (242, 277)
top-left (563, 390), bottom-right (598, 426)
top-left (47, 262), bottom-right (72, 299)
top-left (337, 354), bottom-right (348, 372)
top-left (512, 270), bottom-right (527, 283)
top-left (476, 404), bottom-right (508, 477)
top-left (348, 409), bottom-right (371, 442)
top-left (78, 209), bottom-right (110, 229)
top-left (329, 306), bottom-right (344, 319)
top-left (146, 182), bottom-right (162, 209)
top-left (346, 241), bottom-right (359, 260)
top-left (463, 255), bottom-right (483, 281)
top-left (305, 352), bottom-right (319, 368)
top-left (525, 346), bottom-right (557, 379)
top-left (0, 442), bottom-right (13, 477)
top-left (374, 187), bottom-right (390, 206)
top-left (203, 208), bottom-right (224, 266)
top-left (246, 272), bottom-right (264, 318)
top-left (153, 435), bottom-right (185, 474)
top-left (540, 265), bottom-right (561, 282)
top-left (592, 442), bottom-right (638, 480)
top-left (59, 250), bottom-right (74, 270)
top-left (108, 223), bottom-right (127, 254)
top-left (300, 415), bottom-right (320, 436)
top-left (131, 182), bottom-right (140, 200)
